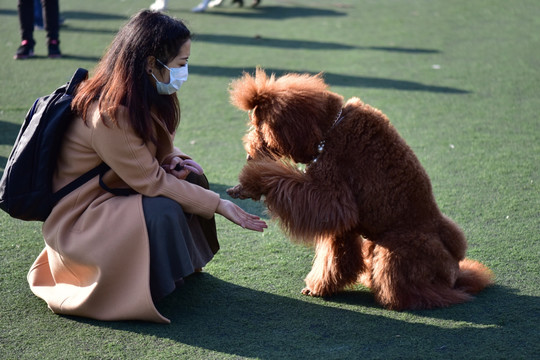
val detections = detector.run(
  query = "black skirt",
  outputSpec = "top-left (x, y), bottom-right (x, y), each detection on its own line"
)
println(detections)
top-left (142, 173), bottom-right (220, 302)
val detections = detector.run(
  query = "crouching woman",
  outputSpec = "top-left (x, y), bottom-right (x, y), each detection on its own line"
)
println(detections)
top-left (27, 10), bottom-right (266, 323)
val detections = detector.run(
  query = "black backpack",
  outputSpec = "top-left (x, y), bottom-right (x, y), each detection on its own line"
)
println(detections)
top-left (0, 68), bottom-right (110, 221)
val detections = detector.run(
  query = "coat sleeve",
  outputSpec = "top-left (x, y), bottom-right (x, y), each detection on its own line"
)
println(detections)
top-left (89, 109), bottom-right (220, 219)
top-left (161, 146), bottom-right (191, 166)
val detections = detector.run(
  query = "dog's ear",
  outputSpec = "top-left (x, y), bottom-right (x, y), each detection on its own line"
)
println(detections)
top-left (229, 67), bottom-right (277, 112)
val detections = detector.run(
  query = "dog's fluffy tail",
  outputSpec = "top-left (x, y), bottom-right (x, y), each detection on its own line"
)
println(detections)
top-left (373, 257), bottom-right (493, 310)
top-left (455, 258), bottom-right (494, 294)
top-left (416, 259), bottom-right (493, 309)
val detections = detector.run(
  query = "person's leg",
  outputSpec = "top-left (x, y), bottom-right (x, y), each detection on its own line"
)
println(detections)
top-left (42, 0), bottom-right (61, 57)
top-left (34, 0), bottom-right (43, 28)
top-left (15, 0), bottom-right (35, 59)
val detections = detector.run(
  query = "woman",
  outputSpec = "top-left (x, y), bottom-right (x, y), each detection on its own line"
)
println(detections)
top-left (27, 10), bottom-right (267, 323)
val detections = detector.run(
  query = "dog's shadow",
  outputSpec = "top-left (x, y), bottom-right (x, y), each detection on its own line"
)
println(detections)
top-left (328, 283), bottom-right (515, 323)
top-left (68, 273), bottom-right (535, 359)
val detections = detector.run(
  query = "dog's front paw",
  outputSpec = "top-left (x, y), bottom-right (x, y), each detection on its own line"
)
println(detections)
top-left (227, 184), bottom-right (245, 199)
top-left (302, 287), bottom-right (322, 297)
top-left (227, 184), bottom-right (261, 200)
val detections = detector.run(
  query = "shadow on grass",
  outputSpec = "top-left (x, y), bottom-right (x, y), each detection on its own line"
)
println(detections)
top-left (327, 284), bottom-right (524, 325)
top-left (0, 9), bottom-right (127, 21)
top-left (0, 119), bottom-right (18, 172)
top-left (60, 26), bottom-right (122, 36)
top-left (64, 274), bottom-right (538, 358)
top-left (179, 5), bottom-right (347, 20)
top-left (0, 9), bottom-right (18, 16)
top-left (190, 65), bottom-right (470, 93)
top-left (0, 120), bottom-right (20, 146)
top-left (60, 10), bottom-right (128, 21)
top-left (7, 53), bottom-right (102, 62)
top-left (194, 33), bottom-right (440, 54)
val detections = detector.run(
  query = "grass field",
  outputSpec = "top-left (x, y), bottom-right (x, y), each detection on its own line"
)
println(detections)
top-left (1, 0), bottom-right (539, 359)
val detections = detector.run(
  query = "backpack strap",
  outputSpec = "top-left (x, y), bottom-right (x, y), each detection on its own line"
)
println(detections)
top-left (52, 162), bottom-right (111, 203)
top-left (98, 171), bottom-right (137, 196)
top-left (53, 162), bottom-right (136, 205)
top-left (65, 68), bottom-right (88, 95)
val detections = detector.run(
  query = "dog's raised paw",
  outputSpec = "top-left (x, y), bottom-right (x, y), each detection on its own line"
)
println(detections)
top-left (226, 184), bottom-right (243, 199)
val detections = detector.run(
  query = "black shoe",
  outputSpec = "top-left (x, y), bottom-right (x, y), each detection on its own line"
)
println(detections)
top-left (48, 39), bottom-right (62, 59)
top-left (14, 40), bottom-right (34, 60)
top-left (232, 0), bottom-right (244, 7)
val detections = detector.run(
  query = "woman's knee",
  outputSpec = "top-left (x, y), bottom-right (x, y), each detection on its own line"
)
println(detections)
top-left (142, 196), bottom-right (185, 225)
top-left (185, 173), bottom-right (210, 190)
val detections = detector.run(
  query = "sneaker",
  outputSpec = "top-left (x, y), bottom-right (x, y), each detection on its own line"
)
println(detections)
top-left (208, 0), bottom-right (224, 7)
top-left (150, 0), bottom-right (168, 11)
top-left (14, 40), bottom-right (34, 60)
top-left (192, 0), bottom-right (210, 12)
top-left (48, 39), bottom-right (62, 58)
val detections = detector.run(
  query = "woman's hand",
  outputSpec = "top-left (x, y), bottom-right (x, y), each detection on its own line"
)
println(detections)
top-left (216, 199), bottom-right (267, 232)
top-left (163, 157), bottom-right (204, 179)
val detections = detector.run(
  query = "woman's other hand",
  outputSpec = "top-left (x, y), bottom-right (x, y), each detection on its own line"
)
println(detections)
top-left (163, 157), bottom-right (204, 179)
top-left (216, 199), bottom-right (267, 232)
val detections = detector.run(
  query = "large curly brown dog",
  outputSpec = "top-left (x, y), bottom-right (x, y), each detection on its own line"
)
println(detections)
top-left (227, 68), bottom-right (493, 310)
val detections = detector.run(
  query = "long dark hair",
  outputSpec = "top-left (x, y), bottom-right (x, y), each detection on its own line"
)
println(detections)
top-left (72, 10), bottom-right (191, 144)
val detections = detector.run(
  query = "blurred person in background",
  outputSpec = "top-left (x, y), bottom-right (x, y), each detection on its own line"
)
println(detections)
top-left (15, 0), bottom-right (61, 59)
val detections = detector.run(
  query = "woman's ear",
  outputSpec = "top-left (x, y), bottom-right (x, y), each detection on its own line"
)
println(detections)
top-left (146, 56), bottom-right (156, 74)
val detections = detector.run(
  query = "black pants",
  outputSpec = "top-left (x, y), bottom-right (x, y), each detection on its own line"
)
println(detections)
top-left (18, 0), bottom-right (59, 43)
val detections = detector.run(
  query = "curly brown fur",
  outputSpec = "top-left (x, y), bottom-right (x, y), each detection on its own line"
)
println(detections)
top-left (227, 68), bottom-right (493, 310)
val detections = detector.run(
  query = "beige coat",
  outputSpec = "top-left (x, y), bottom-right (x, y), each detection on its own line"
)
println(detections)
top-left (27, 104), bottom-right (220, 323)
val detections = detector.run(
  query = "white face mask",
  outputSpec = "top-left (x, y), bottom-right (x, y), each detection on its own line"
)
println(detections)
top-left (152, 59), bottom-right (188, 95)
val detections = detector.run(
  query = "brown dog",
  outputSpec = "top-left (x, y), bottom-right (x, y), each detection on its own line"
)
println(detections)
top-left (227, 68), bottom-right (493, 310)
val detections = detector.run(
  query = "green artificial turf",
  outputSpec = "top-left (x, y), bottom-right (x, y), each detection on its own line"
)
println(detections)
top-left (1, 0), bottom-right (539, 359)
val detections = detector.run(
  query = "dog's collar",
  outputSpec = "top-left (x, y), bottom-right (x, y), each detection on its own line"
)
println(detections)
top-left (310, 108), bottom-right (344, 165)
top-left (332, 108), bottom-right (344, 127)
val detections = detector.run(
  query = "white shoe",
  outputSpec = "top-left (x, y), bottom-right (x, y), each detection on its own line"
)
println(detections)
top-left (192, 0), bottom-right (210, 12)
top-left (208, 0), bottom-right (224, 7)
top-left (150, 0), bottom-right (168, 11)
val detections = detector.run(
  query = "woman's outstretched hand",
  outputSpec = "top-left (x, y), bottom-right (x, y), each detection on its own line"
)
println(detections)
top-left (216, 199), bottom-right (267, 232)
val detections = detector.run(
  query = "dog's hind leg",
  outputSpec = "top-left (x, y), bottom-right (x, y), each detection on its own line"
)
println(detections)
top-left (302, 231), bottom-right (364, 297)
top-left (369, 231), bottom-right (471, 310)
top-left (358, 238), bottom-right (376, 289)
